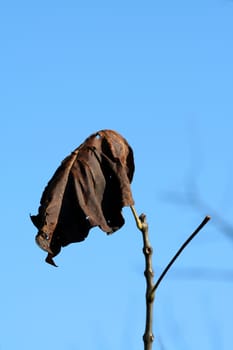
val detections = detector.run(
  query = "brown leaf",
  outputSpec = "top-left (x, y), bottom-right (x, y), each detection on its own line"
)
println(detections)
top-left (31, 130), bottom-right (135, 266)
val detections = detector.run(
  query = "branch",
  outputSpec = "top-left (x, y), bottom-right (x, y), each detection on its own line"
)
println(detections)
top-left (151, 215), bottom-right (211, 297)
top-left (130, 206), bottom-right (155, 350)
top-left (131, 206), bottom-right (211, 350)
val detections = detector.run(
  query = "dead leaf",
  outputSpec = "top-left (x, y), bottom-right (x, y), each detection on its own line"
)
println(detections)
top-left (31, 130), bottom-right (135, 266)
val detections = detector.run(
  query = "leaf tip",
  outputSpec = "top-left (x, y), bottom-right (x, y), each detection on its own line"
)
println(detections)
top-left (45, 254), bottom-right (58, 267)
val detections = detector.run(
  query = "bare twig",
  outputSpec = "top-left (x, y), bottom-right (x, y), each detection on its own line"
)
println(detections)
top-left (130, 206), bottom-right (155, 350)
top-left (131, 206), bottom-right (211, 350)
top-left (151, 215), bottom-right (211, 297)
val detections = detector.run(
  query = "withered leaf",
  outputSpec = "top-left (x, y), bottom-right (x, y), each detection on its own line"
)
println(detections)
top-left (31, 130), bottom-right (135, 266)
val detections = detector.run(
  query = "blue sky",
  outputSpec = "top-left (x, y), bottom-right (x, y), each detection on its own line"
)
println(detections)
top-left (1, 0), bottom-right (233, 349)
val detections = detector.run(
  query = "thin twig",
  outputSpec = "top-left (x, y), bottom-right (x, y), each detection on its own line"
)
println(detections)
top-left (151, 215), bottom-right (211, 297)
top-left (130, 206), bottom-right (211, 350)
top-left (130, 206), bottom-right (155, 350)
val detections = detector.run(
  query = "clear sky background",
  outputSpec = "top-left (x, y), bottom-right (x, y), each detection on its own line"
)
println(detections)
top-left (1, 0), bottom-right (233, 349)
